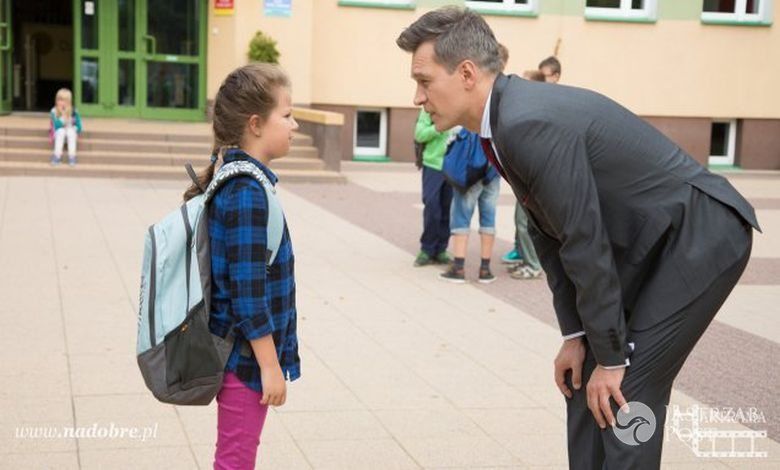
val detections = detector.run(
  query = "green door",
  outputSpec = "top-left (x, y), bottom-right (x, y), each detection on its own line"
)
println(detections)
top-left (0, 0), bottom-right (12, 114)
top-left (74, 0), bottom-right (206, 120)
top-left (139, 0), bottom-right (206, 120)
top-left (74, 0), bottom-right (109, 117)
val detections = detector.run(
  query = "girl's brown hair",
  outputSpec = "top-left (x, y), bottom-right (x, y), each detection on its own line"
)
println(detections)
top-left (183, 63), bottom-right (291, 201)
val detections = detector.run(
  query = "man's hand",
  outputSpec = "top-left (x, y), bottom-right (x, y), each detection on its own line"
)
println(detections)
top-left (586, 366), bottom-right (628, 429)
top-left (554, 337), bottom-right (586, 399)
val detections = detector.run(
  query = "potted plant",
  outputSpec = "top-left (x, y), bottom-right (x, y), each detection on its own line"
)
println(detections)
top-left (247, 31), bottom-right (280, 64)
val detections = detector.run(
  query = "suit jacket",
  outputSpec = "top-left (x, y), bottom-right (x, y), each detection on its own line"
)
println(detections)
top-left (489, 74), bottom-right (760, 366)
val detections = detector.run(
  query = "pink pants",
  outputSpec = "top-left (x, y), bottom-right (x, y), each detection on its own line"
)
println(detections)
top-left (214, 372), bottom-right (269, 470)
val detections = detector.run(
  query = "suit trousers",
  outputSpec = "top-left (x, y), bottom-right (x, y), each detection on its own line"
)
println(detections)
top-left (564, 207), bottom-right (753, 469)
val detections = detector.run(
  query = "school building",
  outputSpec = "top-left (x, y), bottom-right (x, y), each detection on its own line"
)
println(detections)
top-left (1, 0), bottom-right (778, 169)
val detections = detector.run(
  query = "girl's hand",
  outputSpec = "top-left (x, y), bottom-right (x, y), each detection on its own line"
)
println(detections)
top-left (249, 334), bottom-right (287, 406)
top-left (259, 364), bottom-right (287, 406)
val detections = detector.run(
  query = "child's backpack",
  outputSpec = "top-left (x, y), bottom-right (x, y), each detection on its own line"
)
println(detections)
top-left (136, 160), bottom-right (284, 405)
top-left (442, 128), bottom-right (493, 193)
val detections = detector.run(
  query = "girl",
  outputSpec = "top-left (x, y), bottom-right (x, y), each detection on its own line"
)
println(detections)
top-left (50, 88), bottom-right (83, 166)
top-left (183, 64), bottom-right (300, 470)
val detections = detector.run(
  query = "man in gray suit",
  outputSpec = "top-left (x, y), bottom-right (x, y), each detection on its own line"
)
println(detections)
top-left (397, 7), bottom-right (760, 469)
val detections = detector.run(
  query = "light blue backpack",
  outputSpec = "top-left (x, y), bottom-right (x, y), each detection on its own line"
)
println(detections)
top-left (137, 161), bottom-right (284, 405)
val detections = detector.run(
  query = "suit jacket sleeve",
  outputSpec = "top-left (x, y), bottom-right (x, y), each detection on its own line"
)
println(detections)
top-left (525, 221), bottom-right (583, 337)
top-left (500, 119), bottom-right (627, 367)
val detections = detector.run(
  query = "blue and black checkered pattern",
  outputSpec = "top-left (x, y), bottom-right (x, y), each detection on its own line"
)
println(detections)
top-left (207, 149), bottom-right (300, 393)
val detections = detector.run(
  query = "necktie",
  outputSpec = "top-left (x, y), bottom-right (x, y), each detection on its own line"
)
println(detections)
top-left (480, 137), bottom-right (507, 180)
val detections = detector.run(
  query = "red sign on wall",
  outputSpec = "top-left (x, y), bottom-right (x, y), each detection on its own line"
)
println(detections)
top-left (215, 0), bottom-right (234, 16)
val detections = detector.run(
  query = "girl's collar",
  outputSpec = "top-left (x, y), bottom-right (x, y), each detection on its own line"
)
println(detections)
top-left (221, 148), bottom-right (278, 184)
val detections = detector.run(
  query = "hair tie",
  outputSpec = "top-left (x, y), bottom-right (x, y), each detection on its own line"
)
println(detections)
top-left (210, 154), bottom-right (218, 164)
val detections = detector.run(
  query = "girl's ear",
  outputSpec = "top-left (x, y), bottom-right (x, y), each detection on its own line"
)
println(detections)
top-left (248, 114), bottom-right (263, 137)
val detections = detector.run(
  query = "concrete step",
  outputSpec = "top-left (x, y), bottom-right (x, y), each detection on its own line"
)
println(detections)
top-left (0, 161), bottom-right (346, 184)
top-left (0, 135), bottom-right (316, 154)
top-left (0, 147), bottom-right (323, 168)
top-left (1, 135), bottom-right (208, 154)
top-left (0, 127), bottom-right (315, 146)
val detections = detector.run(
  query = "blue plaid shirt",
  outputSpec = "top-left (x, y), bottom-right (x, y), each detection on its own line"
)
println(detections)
top-left (208, 149), bottom-right (300, 393)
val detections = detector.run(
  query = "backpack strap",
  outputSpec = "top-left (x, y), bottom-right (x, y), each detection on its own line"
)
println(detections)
top-left (184, 163), bottom-right (206, 194)
top-left (202, 161), bottom-right (285, 265)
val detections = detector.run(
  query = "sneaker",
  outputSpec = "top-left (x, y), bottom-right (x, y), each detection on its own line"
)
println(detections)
top-left (50, 155), bottom-right (61, 166)
top-left (501, 249), bottom-right (523, 264)
top-left (414, 251), bottom-right (434, 267)
top-left (434, 251), bottom-right (452, 265)
top-left (506, 262), bottom-right (528, 273)
top-left (478, 268), bottom-right (496, 284)
top-left (439, 265), bottom-right (466, 283)
top-left (68, 156), bottom-right (77, 166)
top-left (510, 266), bottom-right (543, 280)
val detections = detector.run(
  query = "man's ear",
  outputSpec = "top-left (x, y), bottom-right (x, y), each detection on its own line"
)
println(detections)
top-left (459, 60), bottom-right (478, 90)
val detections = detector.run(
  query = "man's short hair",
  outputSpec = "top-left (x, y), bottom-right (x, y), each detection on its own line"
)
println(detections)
top-left (522, 70), bottom-right (545, 82)
top-left (538, 56), bottom-right (562, 76)
top-left (396, 6), bottom-right (503, 74)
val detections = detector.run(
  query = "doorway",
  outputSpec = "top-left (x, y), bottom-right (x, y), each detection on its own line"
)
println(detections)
top-left (74, 0), bottom-right (206, 120)
top-left (0, 0), bottom-right (207, 120)
top-left (7, 0), bottom-right (73, 112)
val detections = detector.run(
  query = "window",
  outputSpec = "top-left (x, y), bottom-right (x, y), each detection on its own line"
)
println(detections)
top-left (465, 0), bottom-right (538, 15)
top-left (701, 0), bottom-right (773, 24)
top-left (338, 0), bottom-right (415, 9)
top-left (354, 109), bottom-right (388, 159)
top-left (585, 0), bottom-right (657, 21)
top-left (708, 120), bottom-right (737, 166)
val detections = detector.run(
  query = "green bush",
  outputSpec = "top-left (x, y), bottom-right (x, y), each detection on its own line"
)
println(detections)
top-left (247, 31), bottom-right (280, 64)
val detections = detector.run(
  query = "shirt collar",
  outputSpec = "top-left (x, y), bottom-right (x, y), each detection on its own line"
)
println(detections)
top-left (222, 148), bottom-right (279, 185)
top-left (479, 87), bottom-right (494, 139)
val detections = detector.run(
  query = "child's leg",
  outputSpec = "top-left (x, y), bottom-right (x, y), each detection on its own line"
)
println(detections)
top-left (477, 179), bottom-right (500, 258)
top-left (479, 232), bottom-right (495, 259)
top-left (449, 187), bottom-right (479, 259)
top-left (214, 372), bottom-right (269, 470)
top-left (53, 128), bottom-right (66, 159)
top-left (66, 128), bottom-right (78, 158)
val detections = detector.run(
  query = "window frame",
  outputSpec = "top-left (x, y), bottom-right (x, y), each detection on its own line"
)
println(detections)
top-left (465, 0), bottom-right (539, 16)
top-left (584, 0), bottom-right (658, 22)
top-left (708, 119), bottom-right (738, 167)
top-left (701, 0), bottom-right (773, 25)
top-left (353, 108), bottom-right (388, 158)
top-left (337, 0), bottom-right (415, 10)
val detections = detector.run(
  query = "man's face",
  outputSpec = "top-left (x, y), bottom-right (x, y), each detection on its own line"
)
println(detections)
top-left (411, 41), bottom-right (467, 131)
top-left (541, 65), bottom-right (560, 83)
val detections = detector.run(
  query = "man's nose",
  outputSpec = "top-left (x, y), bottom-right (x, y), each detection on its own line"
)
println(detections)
top-left (413, 86), bottom-right (426, 107)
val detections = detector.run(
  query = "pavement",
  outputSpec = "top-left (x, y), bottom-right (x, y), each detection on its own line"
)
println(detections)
top-left (0, 161), bottom-right (778, 469)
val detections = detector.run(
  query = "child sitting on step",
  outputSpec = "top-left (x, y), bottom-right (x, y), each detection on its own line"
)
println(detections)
top-left (50, 88), bottom-right (83, 166)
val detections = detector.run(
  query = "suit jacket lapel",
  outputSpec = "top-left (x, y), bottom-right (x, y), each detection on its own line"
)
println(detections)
top-left (489, 74), bottom-right (538, 219)
top-left (489, 73), bottom-right (510, 135)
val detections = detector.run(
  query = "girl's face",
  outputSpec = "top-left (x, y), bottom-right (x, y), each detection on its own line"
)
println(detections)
top-left (259, 87), bottom-right (298, 160)
top-left (56, 97), bottom-right (67, 110)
